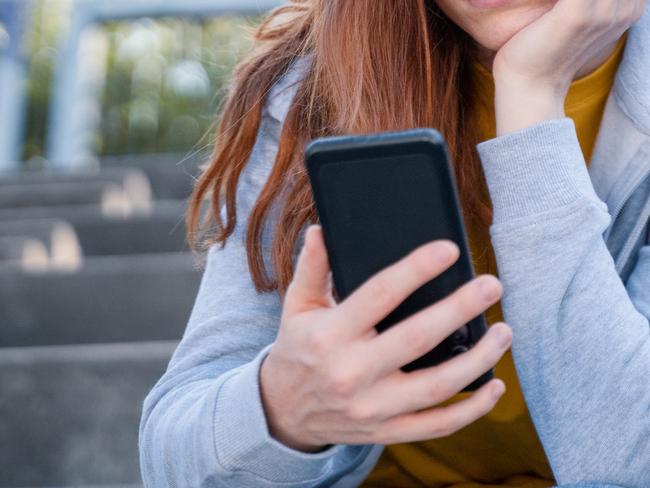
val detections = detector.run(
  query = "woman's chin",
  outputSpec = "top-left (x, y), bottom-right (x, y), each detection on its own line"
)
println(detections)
top-left (436, 1), bottom-right (556, 52)
top-left (472, 6), bottom-right (554, 51)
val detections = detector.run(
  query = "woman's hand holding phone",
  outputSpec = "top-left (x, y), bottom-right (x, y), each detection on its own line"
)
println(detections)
top-left (260, 225), bottom-right (512, 452)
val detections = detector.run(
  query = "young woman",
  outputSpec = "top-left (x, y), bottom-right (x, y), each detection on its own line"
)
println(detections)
top-left (139, 1), bottom-right (650, 487)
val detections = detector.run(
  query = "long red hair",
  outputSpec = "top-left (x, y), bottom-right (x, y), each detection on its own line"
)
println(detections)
top-left (188, 0), bottom-right (493, 293)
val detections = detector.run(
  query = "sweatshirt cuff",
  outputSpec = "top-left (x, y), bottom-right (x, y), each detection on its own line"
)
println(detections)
top-left (476, 118), bottom-right (604, 224)
top-left (212, 344), bottom-right (367, 483)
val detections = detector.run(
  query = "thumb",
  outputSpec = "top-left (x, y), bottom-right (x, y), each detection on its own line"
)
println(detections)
top-left (284, 225), bottom-right (334, 315)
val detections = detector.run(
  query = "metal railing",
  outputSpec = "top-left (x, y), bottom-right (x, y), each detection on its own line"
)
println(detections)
top-left (0, 0), bottom-right (30, 172)
top-left (46, 0), bottom-right (284, 169)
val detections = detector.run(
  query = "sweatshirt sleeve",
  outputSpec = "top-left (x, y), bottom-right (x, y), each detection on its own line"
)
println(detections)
top-left (138, 96), bottom-right (379, 487)
top-left (476, 118), bottom-right (650, 487)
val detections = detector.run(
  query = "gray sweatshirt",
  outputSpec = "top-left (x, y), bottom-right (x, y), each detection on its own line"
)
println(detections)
top-left (139, 7), bottom-right (650, 487)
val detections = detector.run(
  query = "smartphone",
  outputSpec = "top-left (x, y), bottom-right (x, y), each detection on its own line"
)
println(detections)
top-left (305, 128), bottom-right (492, 390)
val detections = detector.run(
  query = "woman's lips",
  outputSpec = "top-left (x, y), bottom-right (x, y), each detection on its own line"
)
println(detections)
top-left (468, 0), bottom-right (515, 8)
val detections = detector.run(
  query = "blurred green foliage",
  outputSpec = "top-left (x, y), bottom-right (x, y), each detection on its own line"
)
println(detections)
top-left (23, 0), bottom-right (255, 162)
top-left (99, 16), bottom-right (254, 157)
top-left (23, 0), bottom-right (69, 163)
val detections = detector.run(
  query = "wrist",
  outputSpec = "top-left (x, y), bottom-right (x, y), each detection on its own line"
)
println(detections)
top-left (259, 355), bottom-right (328, 453)
top-left (493, 72), bottom-right (567, 136)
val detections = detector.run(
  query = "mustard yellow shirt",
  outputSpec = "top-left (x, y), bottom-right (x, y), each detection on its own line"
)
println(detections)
top-left (362, 35), bottom-right (626, 488)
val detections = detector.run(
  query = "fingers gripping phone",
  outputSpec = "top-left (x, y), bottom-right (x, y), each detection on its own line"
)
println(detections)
top-left (305, 129), bottom-right (492, 391)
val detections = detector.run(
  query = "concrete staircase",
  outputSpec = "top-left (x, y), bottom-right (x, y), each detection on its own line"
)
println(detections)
top-left (0, 163), bottom-right (202, 487)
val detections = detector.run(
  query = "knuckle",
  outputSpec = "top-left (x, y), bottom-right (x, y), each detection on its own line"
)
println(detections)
top-left (433, 408), bottom-right (466, 437)
top-left (346, 403), bottom-right (379, 423)
top-left (428, 373), bottom-right (455, 400)
top-left (367, 277), bottom-right (395, 305)
top-left (325, 367), bottom-right (362, 396)
top-left (473, 339), bottom-right (501, 366)
top-left (482, 343), bottom-right (503, 365)
top-left (428, 417), bottom-right (454, 439)
top-left (403, 326), bottom-right (431, 356)
top-left (450, 290), bottom-right (470, 317)
top-left (304, 327), bottom-right (334, 356)
top-left (447, 286), bottom-right (475, 319)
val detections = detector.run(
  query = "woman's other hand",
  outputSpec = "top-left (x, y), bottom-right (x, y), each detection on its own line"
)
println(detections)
top-left (259, 225), bottom-right (511, 452)
top-left (492, 0), bottom-right (646, 135)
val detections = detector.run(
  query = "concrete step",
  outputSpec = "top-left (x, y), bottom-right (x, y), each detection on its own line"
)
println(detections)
top-left (0, 341), bottom-right (176, 488)
top-left (0, 201), bottom-right (188, 256)
top-left (0, 199), bottom-right (183, 223)
top-left (0, 219), bottom-right (82, 271)
top-left (0, 167), bottom-right (152, 212)
top-left (0, 181), bottom-right (136, 213)
top-left (0, 253), bottom-right (201, 347)
top-left (0, 236), bottom-right (49, 271)
top-left (69, 207), bottom-right (188, 257)
top-left (102, 156), bottom-right (200, 200)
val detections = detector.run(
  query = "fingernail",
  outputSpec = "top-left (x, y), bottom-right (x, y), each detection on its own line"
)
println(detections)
top-left (479, 277), bottom-right (500, 302)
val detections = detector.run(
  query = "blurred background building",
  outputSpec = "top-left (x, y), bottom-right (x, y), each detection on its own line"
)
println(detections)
top-left (0, 1), bottom-right (282, 486)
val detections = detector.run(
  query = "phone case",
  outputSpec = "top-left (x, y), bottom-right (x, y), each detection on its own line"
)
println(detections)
top-left (305, 128), bottom-right (492, 391)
